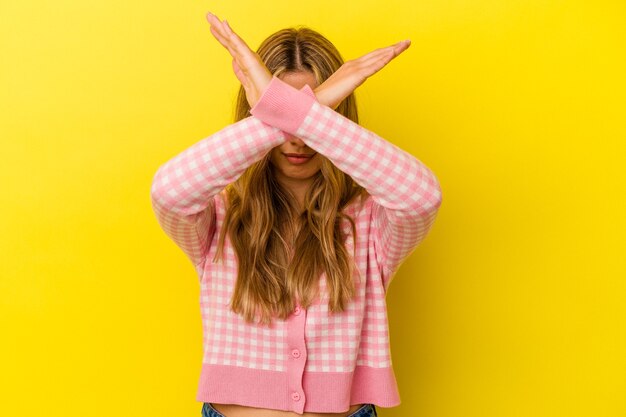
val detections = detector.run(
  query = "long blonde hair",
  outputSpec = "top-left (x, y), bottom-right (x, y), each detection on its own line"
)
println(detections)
top-left (214, 27), bottom-right (366, 326)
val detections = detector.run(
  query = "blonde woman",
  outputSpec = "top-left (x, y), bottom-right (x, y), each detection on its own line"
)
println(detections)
top-left (150, 11), bottom-right (443, 417)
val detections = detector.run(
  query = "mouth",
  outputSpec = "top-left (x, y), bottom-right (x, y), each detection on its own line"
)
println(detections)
top-left (284, 153), bottom-right (316, 157)
top-left (283, 152), bottom-right (317, 165)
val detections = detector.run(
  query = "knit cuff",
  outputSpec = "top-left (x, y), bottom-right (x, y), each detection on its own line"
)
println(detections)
top-left (300, 83), bottom-right (317, 99)
top-left (250, 76), bottom-right (317, 135)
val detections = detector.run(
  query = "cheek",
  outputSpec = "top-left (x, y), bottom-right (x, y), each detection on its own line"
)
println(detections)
top-left (312, 156), bottom-right (324, 173)
top-left (269, 148), bottom-right (281, 165)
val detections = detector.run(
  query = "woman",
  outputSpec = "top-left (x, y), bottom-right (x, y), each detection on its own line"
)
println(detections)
top-left (150, 11), bottom-right (443, 417)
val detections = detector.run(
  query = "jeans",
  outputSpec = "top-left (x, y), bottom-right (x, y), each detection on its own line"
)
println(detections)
top-left (202, 402), bottom-right (378, 417)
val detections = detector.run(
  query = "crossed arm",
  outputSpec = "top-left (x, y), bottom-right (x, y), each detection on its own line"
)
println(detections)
top-left (150, 13), bottom-right (442, 286)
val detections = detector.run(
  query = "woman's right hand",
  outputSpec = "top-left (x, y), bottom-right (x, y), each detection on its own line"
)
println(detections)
top-left (314, 40), bottom-right (411, 109)
top-left (206, 12), bottom-right (272, 108)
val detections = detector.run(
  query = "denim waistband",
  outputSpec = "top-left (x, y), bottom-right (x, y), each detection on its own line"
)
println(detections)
top-left (202, 402), bottom-right (377, 417)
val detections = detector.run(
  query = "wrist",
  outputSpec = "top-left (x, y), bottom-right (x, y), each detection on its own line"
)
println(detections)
top-left (250, 76), bottom-right (317, 134)
top-left (312, 87), bottom-right (334, 109)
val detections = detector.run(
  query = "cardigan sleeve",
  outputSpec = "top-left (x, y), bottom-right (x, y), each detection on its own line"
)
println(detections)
top-left (150, 116), bottom-right (286, 272)
top-left (250, 76), bottom-right (443, 290)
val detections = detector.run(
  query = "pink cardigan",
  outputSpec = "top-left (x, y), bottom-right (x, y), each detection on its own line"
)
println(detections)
top-left (150, 76), bottom-right (442, 414)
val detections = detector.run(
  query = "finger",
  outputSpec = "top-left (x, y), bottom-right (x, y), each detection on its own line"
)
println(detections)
top-left (207, 14), bottom-right (254, 65)
top-left (215, 28), bottom-right (241, 59)
top-left (222, 21), bottom-right (271, 83)
top-left (354, 39), bottom-right (410, 64)
top-left (206, 12), bottom-right (227, 37)
top-left (206, 13), bottom-right (245, 58)
top-left (357, 40), bottom-right (410, 71)
top-left (208, 23), bottom-right (228, 47)
top-left (350, 47), bottom-right (389, 65)
top-left (352, 48), bottom-right (405, 80)
top-left (210, 26), bottom-right (244, 72)
top-left (391, 39), bottom-right (411, 57)
top-left (368, 40), bottom-right (409, 62)
top-left (375, 40), bottom-right (410, 68)
top-left (206, 12), bottom-right (271, 91)
top-left (357, 49), bottom-right (395, 70)
top-left (222, 20), bottom-right (255, 61)
top-left (232, 59), bottom-right (249, 87)
top-left (207, 14), bottom-right (234, 50)
top-left (360, 55), bottom-right (394, 78)
top-left (210, 23), bottom-right (236, 52)
top-left (207, 15), bottom-right (248, 71)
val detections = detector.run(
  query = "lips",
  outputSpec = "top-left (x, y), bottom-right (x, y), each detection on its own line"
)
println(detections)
top-left (283, 152), bottom-right (316, 165)
top-left (284, 153), bottom-right (316, 157)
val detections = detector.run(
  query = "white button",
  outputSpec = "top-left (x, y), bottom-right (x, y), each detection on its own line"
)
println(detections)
top-left (291, 392), bottom-right (301, 401)
top-left (291, 348), bottom-right (300, 358)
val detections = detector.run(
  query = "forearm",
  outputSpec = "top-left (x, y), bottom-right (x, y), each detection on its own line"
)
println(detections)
top-left (150, 116), bottom-right (286, 267)
top-left (250, 76), bottom-right (443, 278)
top-left (151, 116), bottom-right (285, 216)
top-left (250, 76), bottom-right (441, 211)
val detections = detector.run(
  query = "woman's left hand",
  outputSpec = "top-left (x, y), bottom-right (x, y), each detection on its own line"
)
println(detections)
top-left (205, 12), bottom-right (272, 108)
top-left (314, 40), bottom-right (411, 109)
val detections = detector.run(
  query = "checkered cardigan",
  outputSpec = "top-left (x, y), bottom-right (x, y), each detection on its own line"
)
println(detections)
top-left (150, 76), bottom-right (442, 414)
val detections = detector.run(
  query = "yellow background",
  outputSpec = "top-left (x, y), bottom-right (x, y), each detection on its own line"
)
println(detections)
top-left (1, 0), bottom-right (624, 416)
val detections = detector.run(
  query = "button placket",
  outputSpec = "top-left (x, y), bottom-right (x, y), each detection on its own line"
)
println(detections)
top-left (286, 303), bottom-right (307, 412)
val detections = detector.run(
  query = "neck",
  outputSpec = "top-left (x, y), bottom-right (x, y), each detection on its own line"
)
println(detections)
top-left (275, 178), bottom-right (312, 213)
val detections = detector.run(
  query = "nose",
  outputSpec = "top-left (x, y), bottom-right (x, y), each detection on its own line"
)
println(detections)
top-left (286, 134), bottom-right (306, 147)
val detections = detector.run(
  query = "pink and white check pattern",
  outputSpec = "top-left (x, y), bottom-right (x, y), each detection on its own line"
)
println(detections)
top-left (294, 100), bottom-right (442, 289)
top-left (150, 76), bottom-right (442, 413)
